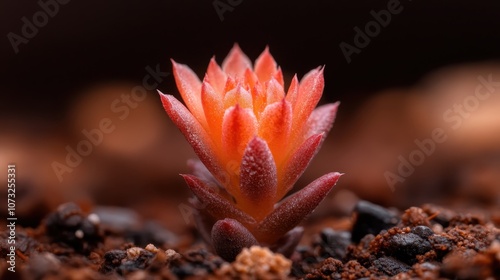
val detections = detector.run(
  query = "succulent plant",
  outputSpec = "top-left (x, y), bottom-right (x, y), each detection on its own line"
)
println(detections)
top-left (159, 44), bottom-right (342, 261)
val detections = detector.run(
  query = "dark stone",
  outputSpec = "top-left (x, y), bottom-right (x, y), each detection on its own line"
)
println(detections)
top-left (100, 250), bottom-right (127, 273)
top-left (351, 201), bottom-right (399, 243)
top-left (128, 221), bottom-right (178, 248)
top-left (411, 225), bottom-right (434, 239)
top-left (100, 249), bottom-right (155, 275)
top-left (118, 251), bottom-right (155, 273)
top-left (171, 249), bottom-right (224, 278)
top-left (44, 202), bottom-right (101, 252)
top-left (316, 228), bottom-right (351, 260)
top-left (93, 206), bottom-right (141, 233)
top-left (373, 257), bottom-right (411, 276)
top-left (386, 233), bottom-right (432, 264)
top-left (429, 235), bottom-right (454, 256)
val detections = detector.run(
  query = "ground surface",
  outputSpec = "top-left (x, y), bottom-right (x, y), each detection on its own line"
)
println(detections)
top-left (1, 199), bottom-right (500, 279)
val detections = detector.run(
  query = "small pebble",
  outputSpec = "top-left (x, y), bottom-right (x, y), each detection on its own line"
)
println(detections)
top-left (386, 233), bottom-right (432, 263)
top-left (373, 257), bottom-right (411, 276)
top-left (351, 200), bottom-right (399, 242)
top-left (412, 225), bottom-right (434, 239)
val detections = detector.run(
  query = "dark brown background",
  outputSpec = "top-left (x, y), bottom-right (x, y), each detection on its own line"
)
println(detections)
top-left (2, 0), bottom-right (500, 118)
top-left (1, 1), bottom-right (500, 215)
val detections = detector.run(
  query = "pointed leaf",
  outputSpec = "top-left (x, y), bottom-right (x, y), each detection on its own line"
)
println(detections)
top-left (279, 133), bottom-right (323, 198)
top-left (171, 60), bottom-right (206, 126)
top-left (244, 68), bottom-right (258, 90)
top-left (201, 80), bottom-right (224, 140)
top-left (212, 218), bottom-right (259, 261)
top-left (222, 105), bottom-right (258, 158)
top-left (224, 85), bottom-right (253, 109)
top-left (291, 67), bottom-right (325, 136)
top-left (285, 74), bottom-right (299, 107)
top-left (305, 102), bottom-right (339, 140)
top-left (187, 159), bottom-right (234, 202)
top-left (254, 46), bottom-right (277, 83)
top-left (181, 175), bottom-right (256, 226)
top-left (257, 172), bottom-right (342, 243)
top-left (258, 99), bottom-right (292, 159)
top-left (265, 78), bottom-right (285, 104)
top-left (222, 44), bottom-right (252, 78)
top-left (160, 92), bottom-right (225, 183)
top-left (206, 57), bottom-right (227, 94)
top-left (274, 67), bottom-right (284, 87)
top-left (239, 137), bottom-right (277, 218)
top-left (187, 159), bottom-right (219, 189)
top-left (224, 76), bottom-right (237, 93)
top-left (251, 82), bottom-right (266, 119)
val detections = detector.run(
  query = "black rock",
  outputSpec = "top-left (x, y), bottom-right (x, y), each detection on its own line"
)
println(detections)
top-left (351, 201), bottom-right (399, 243)
top-left (171, 249), bottom-right (224, 278)
top-left (411, 225), bottom-right (434, 239)
top-left (100, 248), bottom-right (155, 275)
top-left (100, 250), bottom-right (127, 274)
top-left (44, 202), bottom-right (101, 252)
top-left (316, 228), bottom-right (351, 260)
top-left (373, 257), bottom-right (411, 276)
top-left (128, 221), bottom-right (178, 248)
top-left (386, 233), bottom-right (432, 264)
top-left (429, 235), bottom-right (453, 258)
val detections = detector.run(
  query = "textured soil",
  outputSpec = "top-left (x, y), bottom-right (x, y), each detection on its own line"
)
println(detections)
top-left (1, 199), bottom-right (499, 280)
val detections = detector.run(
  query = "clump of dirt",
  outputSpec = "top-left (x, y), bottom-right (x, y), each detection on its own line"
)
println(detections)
top-left (1, 201), bottom-right (499, 279)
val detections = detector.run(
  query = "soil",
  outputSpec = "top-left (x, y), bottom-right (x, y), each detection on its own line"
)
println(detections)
top-left (1, 198), bottom-right (499, 280)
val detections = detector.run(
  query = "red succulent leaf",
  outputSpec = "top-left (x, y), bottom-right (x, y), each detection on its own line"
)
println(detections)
top-left (279, 133), bottom-right (323, 198)
top-left (291, 67), bottom-right (325, 136)
top-left (171, 60), bottom-right (206, 126)
top-left (239, 137), bottom-right (277, 219)
top-left (222, 44), bottom-right (252, 78)
top-left (206, 57), bottom-right (227, 94)
top-left (254, 46), bottom-right (277, 83)
top-left (258, 98), bottom-right (292, 159)
top-left (181, 174), bottom-right (257, 227)
top-left (224, 85), bottom-right (253, 109)
top-left (222, 104), bottom-right (258, 161)
top-left (187, 159), bottom-right (219, 189)
top-left (160, 92), bottom-right (226, 184)
top-left (305, 102), bottom-right (340, 141)
top-left (212, 218), bottom-right (259, 261)
top-left (256, 172), bottom-right (342, 243)
top-left (187, 159), bottom-right (235, 202)
top-left (251, 82), bottom-right (266, 118)
top-left (285, 74), bottom-right (299, 107)
top-left (273, 67), bottom-right (284, 87)
top-left (265, 78), bottom-right (285, 104)
top-left (201, 80), bottom-right (224, 142)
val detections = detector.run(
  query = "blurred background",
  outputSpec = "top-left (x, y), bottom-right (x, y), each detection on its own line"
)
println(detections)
top-left (1, 0), bottom-right (500, 227)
